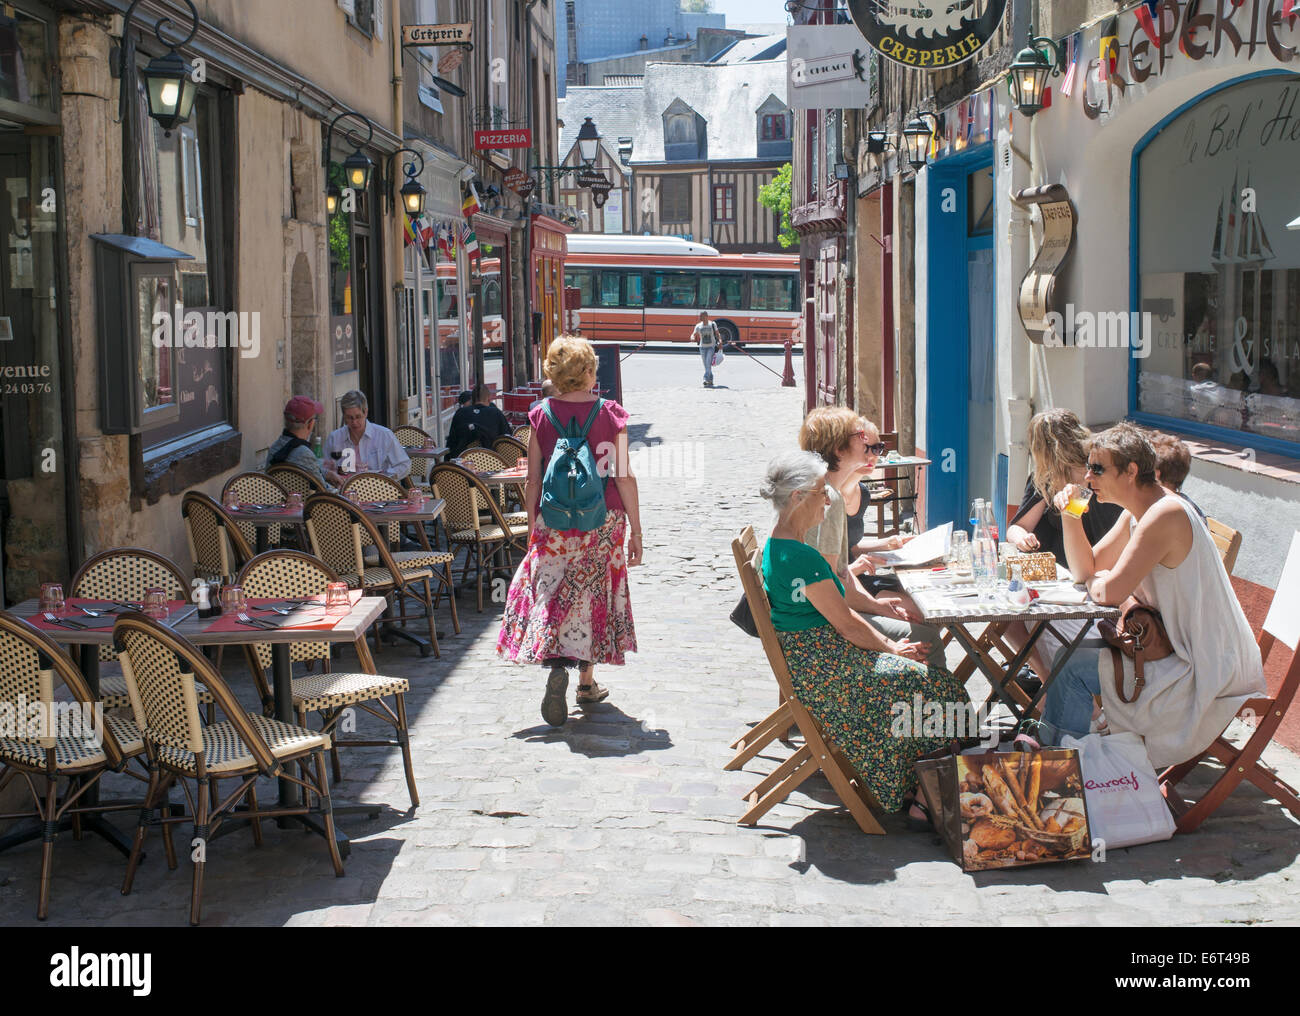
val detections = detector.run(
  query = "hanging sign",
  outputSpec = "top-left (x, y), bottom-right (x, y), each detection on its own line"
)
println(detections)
top-left (504, 168), bottom-right (529, 192)
top-left (1014, 184), bottom-right (1077, 345)
top-left (438, 47), bottom-right (465, 73)
top-left (787, 26), bottom-right (878, 109)
top-left (576, 167), bottom-right (608, 189)
top-left (473, 128), bottom-right (533, 149)
top-left (402, 22), bottom-right (472, 47)
top-left (846, 0), bottom-right (1007, 70)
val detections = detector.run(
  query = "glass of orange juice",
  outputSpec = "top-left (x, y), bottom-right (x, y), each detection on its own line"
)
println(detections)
top-left (1064, 486), bottom-right (1093, 518)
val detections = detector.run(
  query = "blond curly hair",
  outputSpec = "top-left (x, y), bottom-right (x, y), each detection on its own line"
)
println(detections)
top-left (1028, 409), bottom-right (1092, 504)
top-left (544, 335), bottom-right (598, 393)
top-left (798, 406), bottom-right (862, 471)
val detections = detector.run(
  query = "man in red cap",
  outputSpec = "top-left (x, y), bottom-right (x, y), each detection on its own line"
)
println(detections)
top-left (265, 395), bottom-right (334, 490)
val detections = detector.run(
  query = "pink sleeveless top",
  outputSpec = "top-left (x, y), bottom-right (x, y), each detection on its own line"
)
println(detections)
top-left (528, 397), bottom-right (629, 513)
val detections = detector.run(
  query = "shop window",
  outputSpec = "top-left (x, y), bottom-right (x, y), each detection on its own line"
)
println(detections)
top-left (660, 177), bottom-right (691, 224)
top-left (711, 184), bottom-right (735, 223)
top-left (1135, 77), bottom-right (1300, 450)
top-left (132, 84), bottom-right (233, 451)
top-left (0, 8), bottom-right (54, 115)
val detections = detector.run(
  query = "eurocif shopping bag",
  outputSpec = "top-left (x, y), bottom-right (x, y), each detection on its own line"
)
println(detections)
top-left (1061, 731), bottom-right (1175, 850)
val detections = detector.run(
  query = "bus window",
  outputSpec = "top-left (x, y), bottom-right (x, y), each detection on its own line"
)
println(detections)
top-left (750, 274), bottom-right (796, 312)
top-left (565, 269), bottom-right (596, 306)
top-left (483, 277), bottom-right (503, 317)
top-left (699, 273), bottom-right (742, 310)
top-left (599, 272), bottom-right (621, 307)
top-left (650, 270), bottom-right (697, 307)
top-left (626, 273), bottom-right (645, 307)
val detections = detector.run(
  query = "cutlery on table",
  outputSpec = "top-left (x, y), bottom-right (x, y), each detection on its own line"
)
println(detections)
top-left (43, 612), bottom-right (87, 629)
top-left (235, 612), bottom-right (277, 630)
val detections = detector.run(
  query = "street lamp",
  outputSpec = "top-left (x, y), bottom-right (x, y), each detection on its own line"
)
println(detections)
top-left (577, 117), bottom-right (601, 166)
top-left (118, 0), bottom-right (200, 136)
top-left (865, 129), bottom-right (896, 155)
top-left (324, 109), bottom-right (375, 214)
top-left (901, 112), bottom-right (940, 170)
top-left (386, 148), bottom-right (427, 216)
top-left (1007, 27), bottom-right (1064, 118)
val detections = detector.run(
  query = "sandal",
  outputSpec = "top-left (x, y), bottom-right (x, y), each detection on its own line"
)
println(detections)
top-left (576, 682), bottom-right (609, 704)
top-left (541, 664), bottom-right (569, 727)
top-left (904, 794), bottom-right (934, 834)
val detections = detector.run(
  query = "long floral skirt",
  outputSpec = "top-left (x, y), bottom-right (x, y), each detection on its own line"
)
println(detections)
top-left (777, 625), bottom-right (969, 811)
top-left (496, 509), bottom-right (637, 666)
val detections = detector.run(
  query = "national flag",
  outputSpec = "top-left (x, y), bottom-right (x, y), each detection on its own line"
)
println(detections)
top-left (461, 181), bottom-right (481, 218)
top-left (417, 215), bottom-right (435, 249)
top-left (1285, 0), bottom-right (1297, 16)
top-left (403, 213), bottom-right (418, 247)
top-left (437, 223), bottom-right (453, 260)
top-left (1059, 33), bottom-right (1080, 97)
top-left (460, 222), bottom-right (479, 264)
top-left (1134, 1), bottom-right (1159, 46)
top-left (1099, 16), bottom-right (1119, 81)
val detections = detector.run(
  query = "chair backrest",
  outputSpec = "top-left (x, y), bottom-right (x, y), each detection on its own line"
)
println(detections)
top-left (1207, 517), bottom-right (1243, 575)
top-left (339, 472), bottom-right (406, 545)
top-left (456, 448), bottom-right (508, 473)
top-left (182, 491), bottom-right (254, 583)
top-left (114, 613), bottom-right (273, 770)
top-left (304, 492), bottom-right (408, 587)
top-left (235, 551), bottom-right (337, 666)
top-left (430, 462), bottom-right (483, 533)
top-left (492, 435), bottom-right (527, 466)
top-left (71, 549), bottom-right (191, 661)
top-left (393, 425), bottom-right (431, 448)
top-left (223, 471), bottom-right (289, 547)
top-left (513, 425), bottom-right (532, 446)
top-left (0, 613), bottom-right (127, 765)
top-left (732, 537), bottom-right (800, 704)
top-left (268, 462), bottom-right (327, 496)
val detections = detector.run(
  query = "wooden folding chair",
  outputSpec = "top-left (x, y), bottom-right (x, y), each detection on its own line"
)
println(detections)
top-left (734, 548), bottom-right (886, 834)
top-left (1206, 517), bottom-right (1243, 575)
top-left (724, 526), bottom-right (796, 772)
top-left (1158, 534), bottom-right (1300, 833)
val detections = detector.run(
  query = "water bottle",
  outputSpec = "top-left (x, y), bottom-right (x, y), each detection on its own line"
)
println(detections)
top-left (981, 500), bottom-right (999, 544)
top-left (312, 433), bottom-right (323, 461)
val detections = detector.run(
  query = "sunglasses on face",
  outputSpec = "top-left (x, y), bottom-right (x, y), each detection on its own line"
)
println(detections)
top-left (1086, 462), bottom-right (1108, 476)
top-left (852, 431), bottom-right (887, 455)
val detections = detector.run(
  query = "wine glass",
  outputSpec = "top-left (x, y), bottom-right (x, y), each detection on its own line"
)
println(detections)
top-left (40, 582), bottom-right (65, 617)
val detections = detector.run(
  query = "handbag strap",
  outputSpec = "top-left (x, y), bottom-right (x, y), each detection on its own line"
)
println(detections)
top-left (1110, 645), bottom-right (1146, 705)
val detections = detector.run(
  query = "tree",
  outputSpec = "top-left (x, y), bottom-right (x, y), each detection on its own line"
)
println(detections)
top-left (758, 163), bottom-right (797, 249)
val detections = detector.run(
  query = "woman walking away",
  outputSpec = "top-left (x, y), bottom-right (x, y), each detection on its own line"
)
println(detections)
top-left (693, 311), bottom-right (719, 387)
top-left (497, 335), bottom-right (642, 726)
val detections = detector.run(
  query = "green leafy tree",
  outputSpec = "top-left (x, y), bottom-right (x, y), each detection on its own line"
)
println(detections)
top-left (758, 163), bottom-right (797, 249)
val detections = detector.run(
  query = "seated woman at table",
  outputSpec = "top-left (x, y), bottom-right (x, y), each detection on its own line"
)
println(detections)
top-left (761, 450), bottom-right (970, 823)
top-left (799, 407), bottom-right (945, 668)
top-left (1031, 424), bottom-right (1263, 766)
top-left (1004, 409), bottom-right (1122, 684)
top-left (841, 415), bottom-right (914, 574)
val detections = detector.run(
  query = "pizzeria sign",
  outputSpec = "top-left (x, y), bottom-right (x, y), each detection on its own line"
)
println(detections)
top-left (473, 129), bottom-right (533, 150)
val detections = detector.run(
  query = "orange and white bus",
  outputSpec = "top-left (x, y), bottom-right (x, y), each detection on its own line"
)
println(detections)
top-left (563, 234), bottom-right (800, 347)
top-left (435, 257), bottom-right (505, 350)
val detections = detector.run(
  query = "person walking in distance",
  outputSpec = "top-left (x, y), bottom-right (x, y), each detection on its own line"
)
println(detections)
top-left (693, 311), bottom-right (719, 388)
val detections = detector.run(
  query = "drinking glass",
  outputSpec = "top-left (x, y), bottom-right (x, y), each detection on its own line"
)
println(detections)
top-left (407, 485), bottom-right (425, 508)
top-left (144, 588), bottom-right (169, 620)
top-left (285, 492), bottom-right (304, 511)
top-left (1064, 486), bottom-right (1094, 518)
top-left (948, 531), bottom-right (970, 573)
top-left (220, 585), bottom-right (246, 616)
top-left (325, 582), bottom-right (350, 616)
top-left (517, 457), bottom-right (528, 472)
top-left (223, 489), bottom-right (241, 511)
top-left (39, 582), bottom-right (65, 616)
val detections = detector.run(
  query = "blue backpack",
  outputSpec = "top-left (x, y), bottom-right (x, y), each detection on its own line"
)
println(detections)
top-left (540, 398), bottom-right (608, 532)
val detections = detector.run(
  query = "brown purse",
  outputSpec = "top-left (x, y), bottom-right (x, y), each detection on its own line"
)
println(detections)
top-left (1098, 599), bottom-right (1174, 704)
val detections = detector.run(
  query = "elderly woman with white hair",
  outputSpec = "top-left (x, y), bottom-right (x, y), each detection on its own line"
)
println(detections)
top-left (760, 450), bottom-right (970, 824)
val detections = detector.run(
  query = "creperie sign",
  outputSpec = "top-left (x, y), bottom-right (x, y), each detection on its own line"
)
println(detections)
top-left (401, 22), bottom-right (472, 46)
top-left (1089, 0), bottom-right (1297, 114)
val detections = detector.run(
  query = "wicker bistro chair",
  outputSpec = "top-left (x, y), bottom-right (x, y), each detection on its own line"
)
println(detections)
top-left (69, 548), bottom-right (215, 720)
top-left (394, 424), bottom-right (435, 489)
top-left (339, 472), bottom-right (460, 638)
top-left (182, 490), bottom-right (255, 584)
top-left (303, 493), bottom-right (442, 657)
top-left (222, 471), bottom-right (291, 550)
top-left (0, 613), bottom-right (147, 920)
top-left (492, 435), bottom-right (527, 466)
top-left (430, 462), bottom-right (528, 613)
top-left (114, 613), bottom-right (343, 926)
top-left (235, 551), bottom-right (419, 807)
top-left (457, 447), bottom-right (526, 521)
top-left (268, 461), bottom-right (329, 498)
top-left (513, 424), bottom-right (533, 446)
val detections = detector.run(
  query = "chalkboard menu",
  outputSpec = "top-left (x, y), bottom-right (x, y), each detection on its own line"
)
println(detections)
top-left (331, 315), bottom-right (356, 374)
top-left (590, 342), bottom-right (622, 406)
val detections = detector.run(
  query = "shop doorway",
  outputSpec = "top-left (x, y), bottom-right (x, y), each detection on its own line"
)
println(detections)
top-left (0, 133), bottom-right (72, 605)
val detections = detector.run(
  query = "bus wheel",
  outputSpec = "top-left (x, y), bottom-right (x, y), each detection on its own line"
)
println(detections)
top-left (716, 321), bottom-right (738, 349)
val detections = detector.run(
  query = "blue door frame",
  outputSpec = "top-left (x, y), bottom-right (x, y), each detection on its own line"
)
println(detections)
top-left (923, 144), bottom-right (994, 532)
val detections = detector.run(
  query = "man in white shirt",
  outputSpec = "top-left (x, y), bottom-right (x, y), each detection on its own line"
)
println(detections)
top-left (692, 311), bottom-right (719, 388)
top-left (322, 389), bottom-right (411, 484)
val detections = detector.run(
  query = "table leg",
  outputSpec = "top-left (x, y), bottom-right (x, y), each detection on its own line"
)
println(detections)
top-left (256, 527), bottom-right (268, 555)
top-left (948, 621), bottom-right (1051, 727)
top-left (1023, 618), bottom-right (1098, 717)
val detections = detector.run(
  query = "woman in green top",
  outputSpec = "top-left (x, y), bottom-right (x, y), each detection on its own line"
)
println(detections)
top-left (760, 450), bottom-right (970, 821)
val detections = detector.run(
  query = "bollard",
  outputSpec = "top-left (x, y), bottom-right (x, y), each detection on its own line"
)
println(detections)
top-left (781, 338), bottom-right (796, 387)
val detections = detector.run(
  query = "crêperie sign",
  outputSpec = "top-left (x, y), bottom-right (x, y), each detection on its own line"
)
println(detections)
top-left (846, 0), bottom-right (1007, 70)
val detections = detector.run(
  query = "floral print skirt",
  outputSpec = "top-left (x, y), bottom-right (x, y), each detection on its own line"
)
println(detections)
top-left (777, 624), bottom-right (968, 811)
top-left (497, 509), bottom-right (637, 667)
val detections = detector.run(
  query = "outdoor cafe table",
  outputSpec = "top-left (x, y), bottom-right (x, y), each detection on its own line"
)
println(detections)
top-left (895, 568), bottom-right (1120, 726)
top-left (6, 594), bottom-right (388, 858)
top-left (405, 444), bottom-right (448, 461)
top-left (870, 455), bottom-right (931, 531)
top-left (228, 497), bottom-right (446, 554)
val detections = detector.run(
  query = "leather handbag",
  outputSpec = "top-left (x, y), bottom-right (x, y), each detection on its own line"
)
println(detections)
top-left (730, 593), bottom-right (759, 638)
top-left (1097, 599), bottom-right (1174, 704)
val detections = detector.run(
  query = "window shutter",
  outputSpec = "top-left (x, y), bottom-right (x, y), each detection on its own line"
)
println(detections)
top-left (337, 0), bottom-right (355, 15)
top-left (373, 0), bottom-right (385, 41)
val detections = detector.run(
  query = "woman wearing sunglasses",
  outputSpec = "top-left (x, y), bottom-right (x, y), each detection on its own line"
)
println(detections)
top-left (841, 417), bottom-right (914, 579)
top-left (1032, 424), bottom-right (1263, 768)
top-left (798, 407), bottom-right (945, 668)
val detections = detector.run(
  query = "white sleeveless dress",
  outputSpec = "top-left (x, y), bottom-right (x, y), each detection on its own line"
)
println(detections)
top-left (1098, 496), bottom-right (1264, 768)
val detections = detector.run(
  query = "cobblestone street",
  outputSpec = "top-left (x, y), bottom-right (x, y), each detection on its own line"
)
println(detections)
top-left (4, 349), bottom-right (1300, 927)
